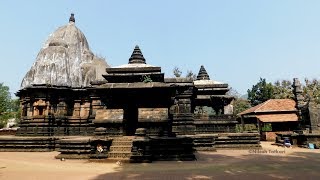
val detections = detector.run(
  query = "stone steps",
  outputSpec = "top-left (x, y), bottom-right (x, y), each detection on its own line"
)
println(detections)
top-left (110, 146), bottom-right (132, 151)
top-left (108, 136), bottom-right (133, 160)
top-left (111, 141), bottom-right (133, 146)
top-left (108, 152), bottom-right (132, 159)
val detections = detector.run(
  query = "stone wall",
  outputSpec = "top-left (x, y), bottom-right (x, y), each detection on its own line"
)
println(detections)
top-left (308, 103), bottom-right (320, 133)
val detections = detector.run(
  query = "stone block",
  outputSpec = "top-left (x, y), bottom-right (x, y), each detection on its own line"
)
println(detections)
top-left (95, 109), bottom-right (124, 122)
top-left (138, 108), bottom-right (168, 120)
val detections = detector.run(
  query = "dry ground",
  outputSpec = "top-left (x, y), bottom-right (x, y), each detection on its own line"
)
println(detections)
top-left (0, 142), bottom-right (320, 180)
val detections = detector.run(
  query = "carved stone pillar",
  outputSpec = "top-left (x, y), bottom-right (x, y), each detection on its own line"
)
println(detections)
top-left (293, 78), bottom-right (305, 121)
top-left (171, 86), bottom-right (195, 135)
top-left (73, 100), bottom-right (81, 117)
top-left (56, 98), bottom-right (68, 117)
top-left (90, 96), bottom-right (106, 136)
top-left (90, 96), bottom-right (104, 118)
top-left (24, 97), bottom-right (32, 117)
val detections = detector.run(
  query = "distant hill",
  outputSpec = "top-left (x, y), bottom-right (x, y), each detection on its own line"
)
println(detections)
top-left (240, 94), bottom-right (248, 99)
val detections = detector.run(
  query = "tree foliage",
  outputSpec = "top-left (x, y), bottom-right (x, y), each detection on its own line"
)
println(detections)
top-left (273, 80), bottom-right (294, 99)
top-left (247, 78), bottom-right (274, 106)
top-left (0, 83), bottom-right (11, 114)
top-left (186, 70), bottom-right (197, 80)
top-left (228, 87), bottom-right (252, 115)
top-left (233, 98), bottom-right (252, 115)
top-left (172, 67), bottom-right (198, 80)
top-left (0, 83), bottom-right (20, 128)
top-left (247, 77), bottom-right (320, 107)
top-left (173, 67), bottom-right (182, 77)
top-left (303, 78), bottom-right (320, 104)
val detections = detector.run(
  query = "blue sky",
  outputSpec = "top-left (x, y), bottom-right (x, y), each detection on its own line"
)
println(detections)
top-left (1, 0), bottom-right (320, 96)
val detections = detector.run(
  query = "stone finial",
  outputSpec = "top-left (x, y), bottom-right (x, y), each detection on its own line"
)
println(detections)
top-left (293, 78), bottom-right (303, 93)
top-left (69, 13), bottom-right (75, 23)
top-left (128, 45), bottom-right (146, 64)
top-left (293, 78), bottom-right (306, 122)
top-left (196, 65), bottom-right (210, 80)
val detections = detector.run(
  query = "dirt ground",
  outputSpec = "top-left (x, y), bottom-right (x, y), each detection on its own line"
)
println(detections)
top-left (0, 142), bottom-right (320, 180)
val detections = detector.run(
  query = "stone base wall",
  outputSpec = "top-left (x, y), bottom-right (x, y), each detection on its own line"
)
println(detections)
top-left (0, 136), bottom-right (56, 152)
top-left (262, 131), bottom-right (293, 141)
top-left (0, 129), bottom-right (17, 136)
top-left (191, 133), bottom-right (261, 150)
top-left (150, 137), bottom-right (195, 161)
top-left (55, 138), bottom-right (112, 159)
top-left (17, 116), bottom-right (94, 136)
top-left (193, 115), bottom-right (238, 134)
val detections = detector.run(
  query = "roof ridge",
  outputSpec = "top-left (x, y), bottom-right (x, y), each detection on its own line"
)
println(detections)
top-left (254, 99), bottom-right (271, 112)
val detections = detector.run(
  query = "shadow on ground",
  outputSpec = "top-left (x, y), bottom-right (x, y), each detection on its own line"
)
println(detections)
top-left (91, 151), bottom-right (320, 180)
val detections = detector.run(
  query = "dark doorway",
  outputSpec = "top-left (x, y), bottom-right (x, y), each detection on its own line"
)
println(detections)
top-left (123, 104), bottom-right (138, 136)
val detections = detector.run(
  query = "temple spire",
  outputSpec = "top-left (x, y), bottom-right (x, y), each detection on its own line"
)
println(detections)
top-left (196, 65), bottom-right (210, 80)
top-left (128, 45), bottom-right (146, 64)
top-left (69, 13), bottom-right (75, 23)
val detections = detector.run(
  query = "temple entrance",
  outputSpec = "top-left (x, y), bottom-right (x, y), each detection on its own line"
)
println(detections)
top-left (123, 104), bottom-right (138, 136)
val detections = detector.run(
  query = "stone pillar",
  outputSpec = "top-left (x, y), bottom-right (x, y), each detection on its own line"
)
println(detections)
top-left (90, 96), bottom-right (107, 136)
top-left (171, 86), bottom-right (195, 135)
top-left (293, 78), bottom-right (306, 122)
top-left (16, 97), bottom-right (31, 135)
top-left (241, 116), bottom-right (245, 132)
top-left (56, 98), bottom-right (67, 117)
top-left (90, 96), bottom-right (104, 118)
top-left (45, 100), bottom-right (50, 116)
top-left (23, 97), bottom-right (32, 117)
top-left (73, 100), bottom-right (81, 117)
top-left (80, 101), bottom-right (91, 118)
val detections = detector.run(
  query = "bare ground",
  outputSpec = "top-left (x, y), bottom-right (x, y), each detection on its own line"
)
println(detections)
top-left (1, 142), bottom-right (320, 180)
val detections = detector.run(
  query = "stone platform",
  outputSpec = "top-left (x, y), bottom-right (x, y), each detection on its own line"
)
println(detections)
top-left (0, 136), bottom-right (57, 152)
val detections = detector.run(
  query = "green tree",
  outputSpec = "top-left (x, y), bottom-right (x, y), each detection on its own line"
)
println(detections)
top-left (186, 70), bottom-right (197, 80)
top-left (173, 67), bottom-right (182, 77)
top-left (247, 78), bottom-right (274, 106)
top-left (11, 98), bottom-right (21, 123)
top-left (303, 78), bottom-right (320, 104)
top-left (233, 98), bottom-right (252, 115)
top-left (227, 87), bottom-right (251, 115)
top-left (273, 80), bottom-right (294, 99)
top-left (0, 83), bottom-right (12, 128)
top-left (0, 83), bottom-right (11, 113)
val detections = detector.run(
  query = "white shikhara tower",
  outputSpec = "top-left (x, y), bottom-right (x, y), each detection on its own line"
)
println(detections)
top-left (21, 14), bottom-right (109, 88)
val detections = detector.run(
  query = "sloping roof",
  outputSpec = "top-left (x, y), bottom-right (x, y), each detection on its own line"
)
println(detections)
top-left (256, 114), bottom-right (298, 122)
top-left (238, 99), bottom-right (297, 115)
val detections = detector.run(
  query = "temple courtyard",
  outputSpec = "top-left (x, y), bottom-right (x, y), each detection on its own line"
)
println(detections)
top-left (0, 142), bottom-right (319, 180)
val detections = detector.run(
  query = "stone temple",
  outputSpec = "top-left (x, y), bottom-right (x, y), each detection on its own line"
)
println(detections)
top-left (0, 14), bottom-right (260, 162)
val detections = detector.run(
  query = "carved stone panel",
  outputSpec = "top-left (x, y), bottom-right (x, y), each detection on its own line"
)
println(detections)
top-left (95, 109), bottom-right (124, 122)
top-left (138, 108), bottom-right (168, 121)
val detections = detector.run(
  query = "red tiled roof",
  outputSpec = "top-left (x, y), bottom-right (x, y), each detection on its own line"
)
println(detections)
top-left (238, 99), bottom-right (297, 115)
top-left (256, 114), bottom-right (298, 122)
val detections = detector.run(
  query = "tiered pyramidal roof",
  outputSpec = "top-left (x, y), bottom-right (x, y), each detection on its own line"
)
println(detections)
top-left (128, 45), bottom-right (146, 64)
top-left (196, 65), bottom-right (210, 80)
